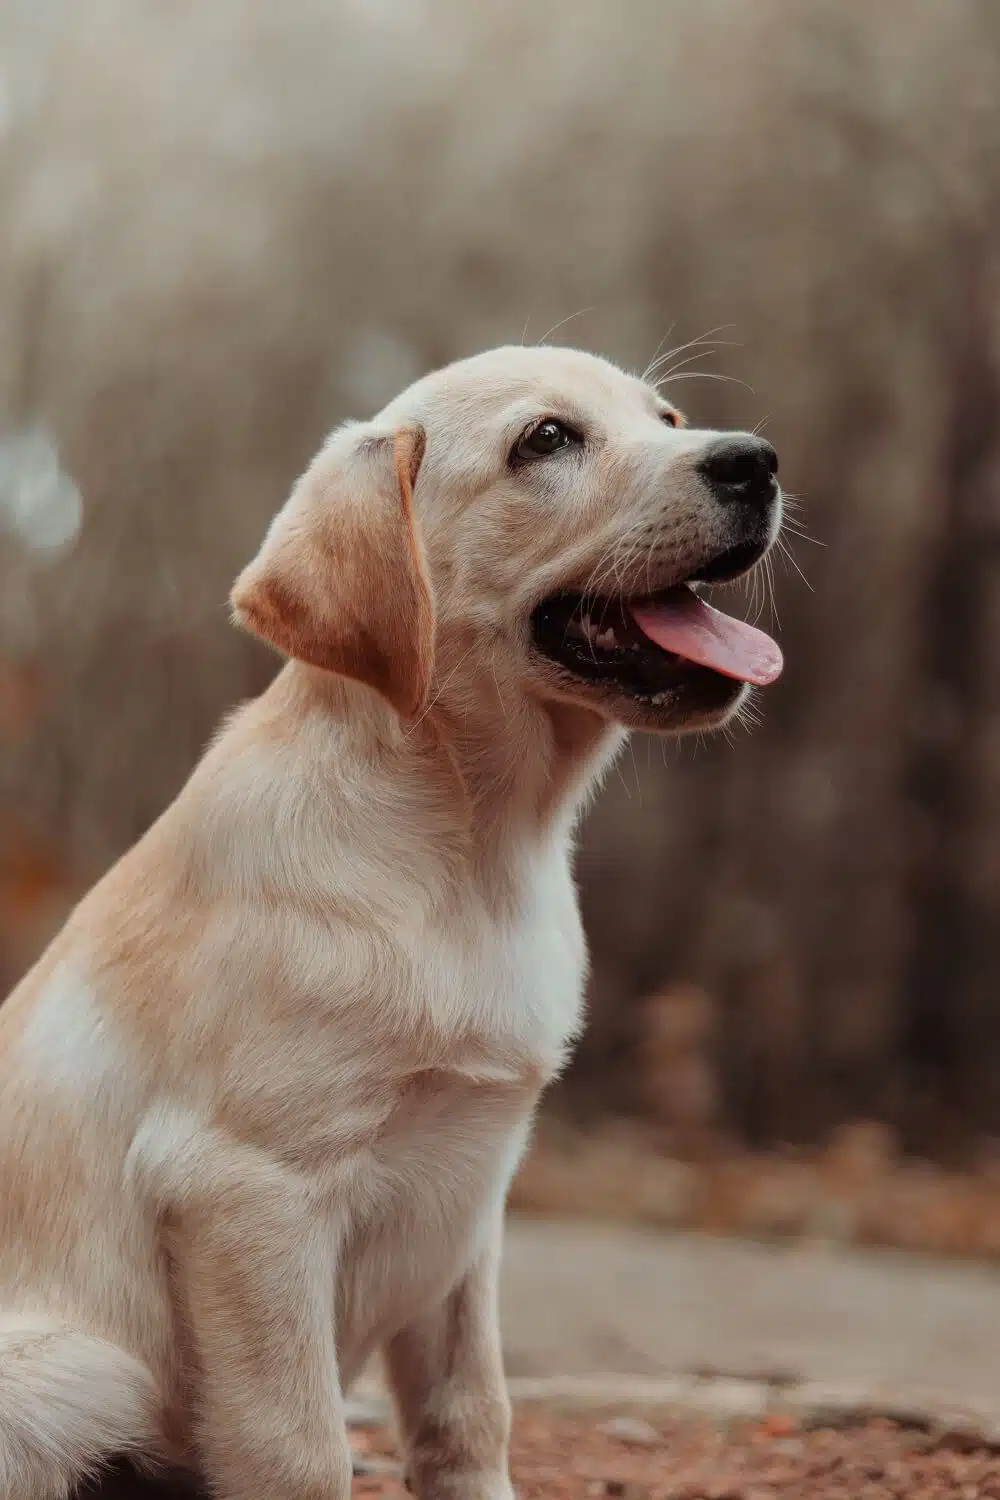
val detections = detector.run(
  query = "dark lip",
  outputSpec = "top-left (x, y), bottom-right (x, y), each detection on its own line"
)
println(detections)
top-left (690, 535), bottom-right (770, 584)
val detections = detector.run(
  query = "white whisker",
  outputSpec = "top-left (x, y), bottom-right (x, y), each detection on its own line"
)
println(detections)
top-left (536, 306), bottom-right (596, 347)
top-left (657, 370), bottom-right (754, 394)
top-left (652, 349), bottom-right (720, 383)
top-left (643, 324), bottom-right (738, 382)
top-left (775, 533), bottom-right (814, 592)
top-left (640, 323), bottom-right (677, 383)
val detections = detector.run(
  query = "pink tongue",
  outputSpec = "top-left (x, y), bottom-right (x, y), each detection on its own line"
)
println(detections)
top-left (629, 588), bottom-right (783, 686)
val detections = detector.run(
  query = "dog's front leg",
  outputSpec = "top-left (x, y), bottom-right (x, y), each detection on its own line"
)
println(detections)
top-left (176, 1172), bottom-right (352, 1500)
top-left (384, 1214), bottom-right (514, 1500)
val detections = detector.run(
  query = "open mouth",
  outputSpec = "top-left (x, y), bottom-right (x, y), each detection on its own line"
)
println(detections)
top-left (530, 563), bottom-right (783, 706)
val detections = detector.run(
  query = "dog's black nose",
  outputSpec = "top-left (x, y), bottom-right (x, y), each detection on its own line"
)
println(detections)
top-left (698, 436), bottom-right (778, 503)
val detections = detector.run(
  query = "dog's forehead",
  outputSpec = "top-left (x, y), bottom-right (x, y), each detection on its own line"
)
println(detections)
top-left (377, 346), bottom-right (652, 429)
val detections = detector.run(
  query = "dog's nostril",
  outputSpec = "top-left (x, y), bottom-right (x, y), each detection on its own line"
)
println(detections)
top-left (699, 436), bottom-right (778, 498)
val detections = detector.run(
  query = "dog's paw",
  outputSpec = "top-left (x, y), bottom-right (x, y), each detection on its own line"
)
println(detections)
top-left (407, 1474), bottom-right (515, 1500)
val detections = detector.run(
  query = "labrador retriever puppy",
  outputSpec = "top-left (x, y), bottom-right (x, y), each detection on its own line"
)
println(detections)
top-left (0, 346), bottom-right (783, 1500)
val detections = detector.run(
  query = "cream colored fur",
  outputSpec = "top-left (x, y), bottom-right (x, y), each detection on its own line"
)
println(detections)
top-left (0, 346), bottom-right (780, 1499)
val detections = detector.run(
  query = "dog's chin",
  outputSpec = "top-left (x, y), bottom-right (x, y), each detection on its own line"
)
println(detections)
top-left (599, 670), bottom-right (748, 735)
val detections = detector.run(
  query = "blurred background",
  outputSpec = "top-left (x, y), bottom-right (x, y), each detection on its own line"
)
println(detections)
top-left (3, 0), bottom-right (1000, 1258)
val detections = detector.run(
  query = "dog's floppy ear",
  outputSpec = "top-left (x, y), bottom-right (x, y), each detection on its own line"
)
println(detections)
top-left (231, 425), bottom-right (434, 719)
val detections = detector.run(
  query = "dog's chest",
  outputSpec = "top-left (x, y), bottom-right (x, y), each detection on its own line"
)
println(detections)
top-left (331, 847), bottom-right (587, 1368)
top-left (334, 1067), bottom-right (531, 1375)
top-left (412, 840), bottom-right (589, 1077)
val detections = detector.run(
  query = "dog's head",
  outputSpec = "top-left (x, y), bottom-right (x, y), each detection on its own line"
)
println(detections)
top-left (232, 346), bottom-right (783, 736)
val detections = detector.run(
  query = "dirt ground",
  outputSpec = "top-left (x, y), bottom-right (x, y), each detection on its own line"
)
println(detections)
top-left (86, 1407), bottom-right (1000, 1500)
top-left (359, 1408), bottom-right (1000, 1500)
top-left (80, 1212), bottom-right (1000, 1499)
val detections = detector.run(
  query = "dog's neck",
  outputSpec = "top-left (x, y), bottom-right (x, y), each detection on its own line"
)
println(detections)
top-left (281, 657), bottom-right (622, 867)
top-left (428, 672), bottom-right (622, 845)
top-left (420, 625), bottom-right (625, 852)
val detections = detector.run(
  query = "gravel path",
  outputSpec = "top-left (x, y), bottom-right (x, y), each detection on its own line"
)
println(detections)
top-left (500, 1218), bottom-right (1000, 1419)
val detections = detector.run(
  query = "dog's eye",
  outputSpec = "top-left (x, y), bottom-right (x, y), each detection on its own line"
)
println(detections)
top-left (513, 419), bottom-right (579, 462)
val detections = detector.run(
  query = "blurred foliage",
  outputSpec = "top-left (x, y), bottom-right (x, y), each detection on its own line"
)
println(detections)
top-left (2, 0), bottom-right (1000, 1156)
